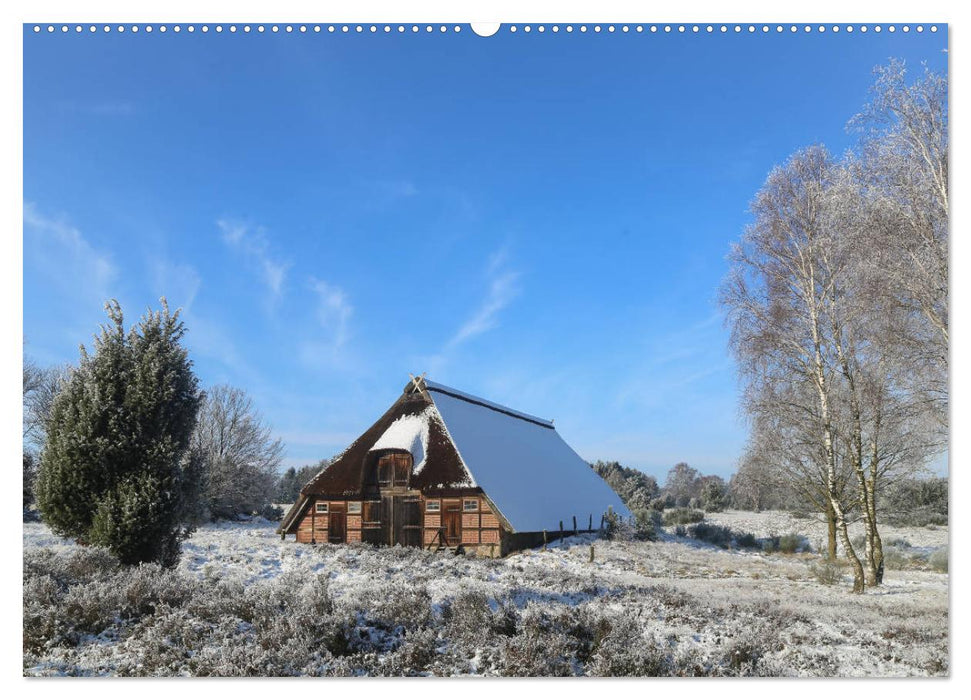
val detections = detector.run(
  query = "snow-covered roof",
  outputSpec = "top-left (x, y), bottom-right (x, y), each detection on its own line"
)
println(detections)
top-left (423, 380), bottom-right (554, 428)
top-left (282, 377), bottom-right (630, 536)
top-left (369, 407), bottom-right (431, 474)
top-left (425, 382), bottom-right (630, 533)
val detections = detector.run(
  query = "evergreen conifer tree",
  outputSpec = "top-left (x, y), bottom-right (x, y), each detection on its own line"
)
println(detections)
top-left (36, 299), bottom-right (201, 566)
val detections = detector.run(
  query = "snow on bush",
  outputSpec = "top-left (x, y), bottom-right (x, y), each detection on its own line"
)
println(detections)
top-left (23, 516), bottom-right (948, 677)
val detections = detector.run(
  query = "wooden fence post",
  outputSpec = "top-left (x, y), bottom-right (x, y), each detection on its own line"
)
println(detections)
top-left (573, 515), bottom-right (578, 536)
top-left (589, 545), bottom-right (595, 563)
top-left (543, 529), bottom-right (548, 551)
top-left (559, 520), bottom-right (564, 540)
top-left (588, 514), bottom-right (592, 532)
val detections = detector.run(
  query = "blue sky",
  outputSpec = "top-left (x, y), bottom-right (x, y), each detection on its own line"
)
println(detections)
top-left (23, 25), bottom-right (948, 481)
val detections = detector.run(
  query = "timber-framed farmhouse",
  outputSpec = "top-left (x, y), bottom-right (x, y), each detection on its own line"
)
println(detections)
top-left (278, 377), bottom-right (629, 556)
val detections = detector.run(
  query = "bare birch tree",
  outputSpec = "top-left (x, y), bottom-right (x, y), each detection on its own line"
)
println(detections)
top-left (190, 384), bottom-right (284, 520)
top-left (849, 59), bottom-right (948, 434)
top-left (723, 62), bottom-right (947, 592)
top-left (722, 146), bottom-right (867, 592)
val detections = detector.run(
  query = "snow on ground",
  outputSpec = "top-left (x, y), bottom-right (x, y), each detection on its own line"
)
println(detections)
top-left (704, 510), bottom-right (949, 551)
top-left (22, 512), bottom-right (948, 677)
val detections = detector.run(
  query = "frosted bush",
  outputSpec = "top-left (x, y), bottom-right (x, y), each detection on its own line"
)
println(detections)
top-left (663, 508), bottom-right (705, 526)
top-left (22, 519), bottom-right (948, 677)
top-left (808, 558), bottom-right (844, 586)
top-left (499, 607), bottom-right (577, 676)
top-left (587, 614), bottom-right (669, 676)
top-left (929, 546), bottom-right (947, 573)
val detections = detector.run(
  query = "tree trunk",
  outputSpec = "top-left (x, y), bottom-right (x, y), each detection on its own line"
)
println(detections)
top-left (826, 501), bottom-right (838, 561)
top-left (866, 473), bottom-right (884, 585)
top-left (834, 504), bottom-right (865, 594)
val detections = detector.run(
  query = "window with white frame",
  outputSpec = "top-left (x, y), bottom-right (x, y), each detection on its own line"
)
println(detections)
top-left (463, 499), bottom-right (478, 512)
top-left (425, 500), bottom-right (441, 512)
top-left (347, 502), bottom-right (362, 514)
top-left (315, 502), bottom-right (328, 514)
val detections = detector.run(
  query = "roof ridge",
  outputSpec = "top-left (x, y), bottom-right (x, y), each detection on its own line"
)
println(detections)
top-left (423, 380), bottom-right (555, 429)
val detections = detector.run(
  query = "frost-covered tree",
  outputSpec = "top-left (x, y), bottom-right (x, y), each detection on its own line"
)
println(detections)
top-left (699, 476), bottom-right (727, 512)
top-left (728, 448), bottom-right (786, 513)
top-left (23, 452), bottom-right (37, 514)
top-left (849, 60), bottom-right (948, 434)
top-left (36, 300), bottom-right (201, 566)
top-left (590, 461), bottom-right (660, 512)
top-left (276, 461), bottom-right (327, 504)
top-left (663, 463), bottom-right (699, 507)
top-left (722, 146), bottom-right (868, 592)
top-left (191, 384), bottom-right (284, 520)
top-left (721, 71), bottom-right (946, 590)
top-left (23, 359), bottom-right (71, 451)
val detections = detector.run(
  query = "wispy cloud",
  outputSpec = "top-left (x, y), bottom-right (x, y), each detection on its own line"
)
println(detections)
top-left (446, 248), bottom-right (521, 349)
top-left (217, 219), bottom-right (290, 300)
top-left (308, 277), bottom-right (353, 351)
top-left (23, 202), bottom-right (116, 305)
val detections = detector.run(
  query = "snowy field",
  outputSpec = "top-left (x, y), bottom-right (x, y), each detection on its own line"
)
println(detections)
top-left (23, 511), bottom-right (948, 677)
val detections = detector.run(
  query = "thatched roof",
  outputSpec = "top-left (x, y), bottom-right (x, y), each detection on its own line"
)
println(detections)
top-left (279, 377), bottom-right (629, 534)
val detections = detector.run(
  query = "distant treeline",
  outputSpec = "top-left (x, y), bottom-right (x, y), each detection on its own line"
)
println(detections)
top-left (591, 458), bottom-right (947, 531)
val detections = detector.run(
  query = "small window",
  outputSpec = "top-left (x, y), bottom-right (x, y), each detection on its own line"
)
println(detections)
top-left (463, 499), bottom-right (478, 512)
top-left (425, 500), bottom-right (441, 512)
top-left (315, 502), bottom-right (328, 514)
top-left (347, 502), bottom-right (362, 514)
top-left (363, 501), bottom-right (381, 523)
top-left (377, 452), bottom-right (413, 488)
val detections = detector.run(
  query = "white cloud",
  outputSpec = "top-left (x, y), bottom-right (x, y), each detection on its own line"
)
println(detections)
top-left (309, 277), bottom-right (353, 351)
top-left (446, 248), bottom-right (520, 349)
top-left (217, 219), bottom-right (290, 299)
top-left (23, 202), bottom-right (117, 305)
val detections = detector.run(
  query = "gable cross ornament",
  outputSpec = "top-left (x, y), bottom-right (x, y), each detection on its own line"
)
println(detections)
top-left (408, 372), bottom-right (427, 394)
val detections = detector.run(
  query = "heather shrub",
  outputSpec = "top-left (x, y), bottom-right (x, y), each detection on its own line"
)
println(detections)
top-left (687, 522), bottom-right (734, 548)
top-left (376, 626), bottom-right (440, 676)
top-left (587, 615), bottom-right (669, 676)
top-left (881, 546), bottom-right (915, 570)
top-left (663, 508), bottom-right (705, 526)
top-left (735, 532), bottom-right (759, 550)
top-left (809, 558), bottom-right (843, 585)
top-left (929, 546), bottom-right (948, 573)
top-left (724, 634), bottom-right (769, 676)
top-left (442, 590), bottom-right (492, 644)
top-left (778, 533), bottom-right (806, 554)
top-left (500, 608), bottom-right (577, 676)
top-left (365, 584), bottom-right (433, 631)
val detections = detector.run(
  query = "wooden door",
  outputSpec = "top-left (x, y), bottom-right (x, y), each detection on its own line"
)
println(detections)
top-left (381, 495), bottom-right (422, 547)
top-left (443, 503), bottom-right (462, 546)
top-left (396, 496), bottom-right (421, 547)
top-left (328, 505), bottom-right (346, 544)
